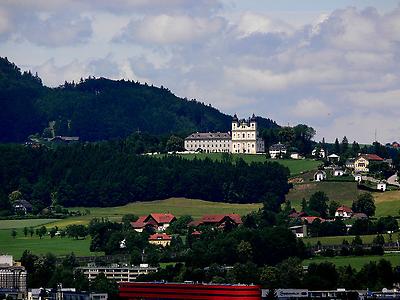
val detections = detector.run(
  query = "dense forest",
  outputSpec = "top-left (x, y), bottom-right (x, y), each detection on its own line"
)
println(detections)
top-left (0, 57), bottom-right (278, 142)
top-left (0, 142), bottom-right (290, 212)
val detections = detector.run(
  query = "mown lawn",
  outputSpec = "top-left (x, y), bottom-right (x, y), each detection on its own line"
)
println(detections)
top-left (0, 219), bottom-right (60, 229)
top-left (0, 228), bottom-right (102, 258)
top-left (46, 198), bottom-right (262, 228)
top-left (287, 181), bottom-right (359, 210)
top-left (303, 253), bottom-right (400, 270)
top-left (302, 233), bottom-right (395, 246)
top-left (374, 190), bottom-right (400, 217)
top-left (164, 153), bottom-right (321, 176)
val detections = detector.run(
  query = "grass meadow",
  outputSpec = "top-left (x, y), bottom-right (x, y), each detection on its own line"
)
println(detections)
top-left (162, 153), bottom-right (321, 176)
top-left (303, 253), bottom-right (400, 270)
top-left (0, 228), bottom-right (102, 258)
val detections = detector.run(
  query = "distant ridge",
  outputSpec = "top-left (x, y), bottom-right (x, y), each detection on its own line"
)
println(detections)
top-left (0, 57), bottom-right (278, 142)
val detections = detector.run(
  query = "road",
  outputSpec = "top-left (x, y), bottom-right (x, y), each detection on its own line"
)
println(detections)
top-left (388, 173), bottom-right (400, 187)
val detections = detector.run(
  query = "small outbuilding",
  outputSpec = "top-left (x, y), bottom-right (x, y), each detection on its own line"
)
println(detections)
top-left (314, 170), bottom-right (327, 182)
top-left (377, 181), bottom-right (387, 192)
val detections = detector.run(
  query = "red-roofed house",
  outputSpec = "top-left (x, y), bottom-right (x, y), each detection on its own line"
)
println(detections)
top-left (301, 216), bottom-right (325, 224)
top-left (131, 213), bottom-right (176, 232)
top-left (288, 211), bottom-right (307, 219)
top-left (355, 154), bottom-right (384, 172)
top-left (148, 233), bottom-right (172, 247)
top-left (188, 214), bottom-right (242, 228)
top-left (335, 205), bottom-right (353, 218)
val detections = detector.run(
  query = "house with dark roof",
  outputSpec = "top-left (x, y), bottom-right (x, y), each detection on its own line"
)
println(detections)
top-left (354, 154), bottom-right (384, 172)
top-left (188, 214), bottom-right (242, 229)
top-left (269, 143), bottom-right (287, 159)
top-left (131, 213), bottom-right (176, 232)
top-left (13, 200), bottom-right (33, 215)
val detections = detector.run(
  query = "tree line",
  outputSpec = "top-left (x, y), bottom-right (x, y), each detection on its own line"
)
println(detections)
top-left (0, 142), bottom-right (290, 213)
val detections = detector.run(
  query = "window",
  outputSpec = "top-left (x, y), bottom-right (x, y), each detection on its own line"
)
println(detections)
top-left (243, 133), bottom-right (245, 138)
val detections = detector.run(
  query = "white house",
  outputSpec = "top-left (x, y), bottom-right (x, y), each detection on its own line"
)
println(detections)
top-left (269, 143), bottom-right (287, 159)
top-left (335, 206), bottom-right (353, 219)
top-left (312, 148), bottom-right (326, 158)
top-left (377, 181), bottom-right (387, 192)
top-left (333, 168), bottom-right (345, 176)
top-left (290, 153), bottom-right (301, 160)
top-left (354, 173), bottom-right (362, 183)
top-left (289, 225), bottom-right (308, 238)
top-left (327, 154), bottom-right (340, 163)
top-left (314, 170), bottom-right (326, 182)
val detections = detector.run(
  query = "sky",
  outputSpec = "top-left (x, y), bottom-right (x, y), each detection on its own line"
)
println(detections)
top-left (1, 0), bottom-right (400, 143)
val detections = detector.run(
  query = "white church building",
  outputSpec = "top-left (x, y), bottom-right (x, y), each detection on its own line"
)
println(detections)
top-left (184, 114), bottom-right (265, 154)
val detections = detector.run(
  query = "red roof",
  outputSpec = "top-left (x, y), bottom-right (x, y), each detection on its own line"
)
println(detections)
top-left (360, 154), bottom-right (384, 161)
top-left (148, 233), bottom-right (172, 241)
top-left (131, 216), bottom-right (148, 228)
top-left (191, 230), bottom-right (202, 236)
top-left (188, 214), bottom-right (242, 227)
top-left (336, 205), bottom-right (353, 213)
top-left (201, 214), bottom-right (242, 224)
top-left (301, 216), bottom-right (325, 223)
top-left (148, 213), bottom-right (176, 224)
top-left (289, 211), bottom-right (307, 218)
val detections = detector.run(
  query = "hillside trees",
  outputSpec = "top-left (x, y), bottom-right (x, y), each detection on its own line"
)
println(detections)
top-left (0, 143), bottom-right (290, 209)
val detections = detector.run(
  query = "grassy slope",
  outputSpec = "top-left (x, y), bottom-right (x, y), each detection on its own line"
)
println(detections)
top-left (374, 190), bottom-right (400, 217)
top-left (168, 153), bottom-right (321, 176)
top-left (303, 253), bottom-right (400, 270)
top-left (0, 228), bottom-right (101, 258)
top-left (0, 219), bottom-right (60, 229)
top-left (287, 181), bottom-right (359, 210)
top-left (302, 233), bottom-right (395, 246)
top-left (46, 198), bottom-right (262, 228)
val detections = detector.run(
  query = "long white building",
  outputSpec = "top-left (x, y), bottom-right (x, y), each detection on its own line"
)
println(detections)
top-left (184, 115), bottom-right (265, 154)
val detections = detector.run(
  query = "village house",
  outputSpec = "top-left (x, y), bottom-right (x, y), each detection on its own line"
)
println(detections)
top-left (148, 233), bottom-right (172, 247)
top-left (311, 147), bottom-right (326, 158)
top-left (377, 181), bottom-right (387, 192)
top-left (188, 214), bottom-right (242, 229)
top-left (269, 143), bottom-right (287, 159)
top-left (131, 213), bottom-right (176, 233)
top-left (335, 206), bottom-right (353, 219)
top-left (12, 200), bottom-right (33, 215)
top-left (345, 158), bottom-right (355, 169)
top-left (289, 225), bottom-right (308, 238)
top-left (354, 173), bottom-right (362, 183)
top-left (327, 154), bottom-right (340, 163)
top-left (301, 216), bottom-right (325, 224)
top-left (333, 167), bottom-right (345, 177)
top-left (314, 170), bottom-right (326, 182)
top-left (354, 154), bottom-right (384, 173)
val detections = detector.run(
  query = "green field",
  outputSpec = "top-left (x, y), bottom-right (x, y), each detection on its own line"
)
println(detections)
top-left (302, 233), bottom-right (395, 246)
top-left (287, 181), bottom-right (359, 210)
top-left (45, 198), bottom-right (263, 228)
top-left (374, 191), bottom-right (400, 217)
top-left (166, 153), bottom-right (321, 176)
top-left (0, 228), bottom-right (102, 258)
top-left (303, 253), bottom-right (400, 270)
top-left (0, 219), bottom-right (60, 229)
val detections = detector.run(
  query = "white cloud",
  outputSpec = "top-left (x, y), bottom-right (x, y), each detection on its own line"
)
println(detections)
top-left (115, 14), bottom-right (226, 44)
top-left (290, 98), bottom-right (331, 119)
top-left (235, 12), bottom-right (294, 37)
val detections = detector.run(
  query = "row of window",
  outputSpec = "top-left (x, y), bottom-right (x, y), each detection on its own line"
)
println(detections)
top-left (232, 133), bottom-right (255, 139)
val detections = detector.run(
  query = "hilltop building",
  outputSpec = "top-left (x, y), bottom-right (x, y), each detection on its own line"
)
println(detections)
top-left (184, 115), bottom-right (265, 154)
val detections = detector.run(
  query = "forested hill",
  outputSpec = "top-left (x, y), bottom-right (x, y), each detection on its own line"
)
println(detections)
top-left (0, 57), bottom-right (278, 142)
